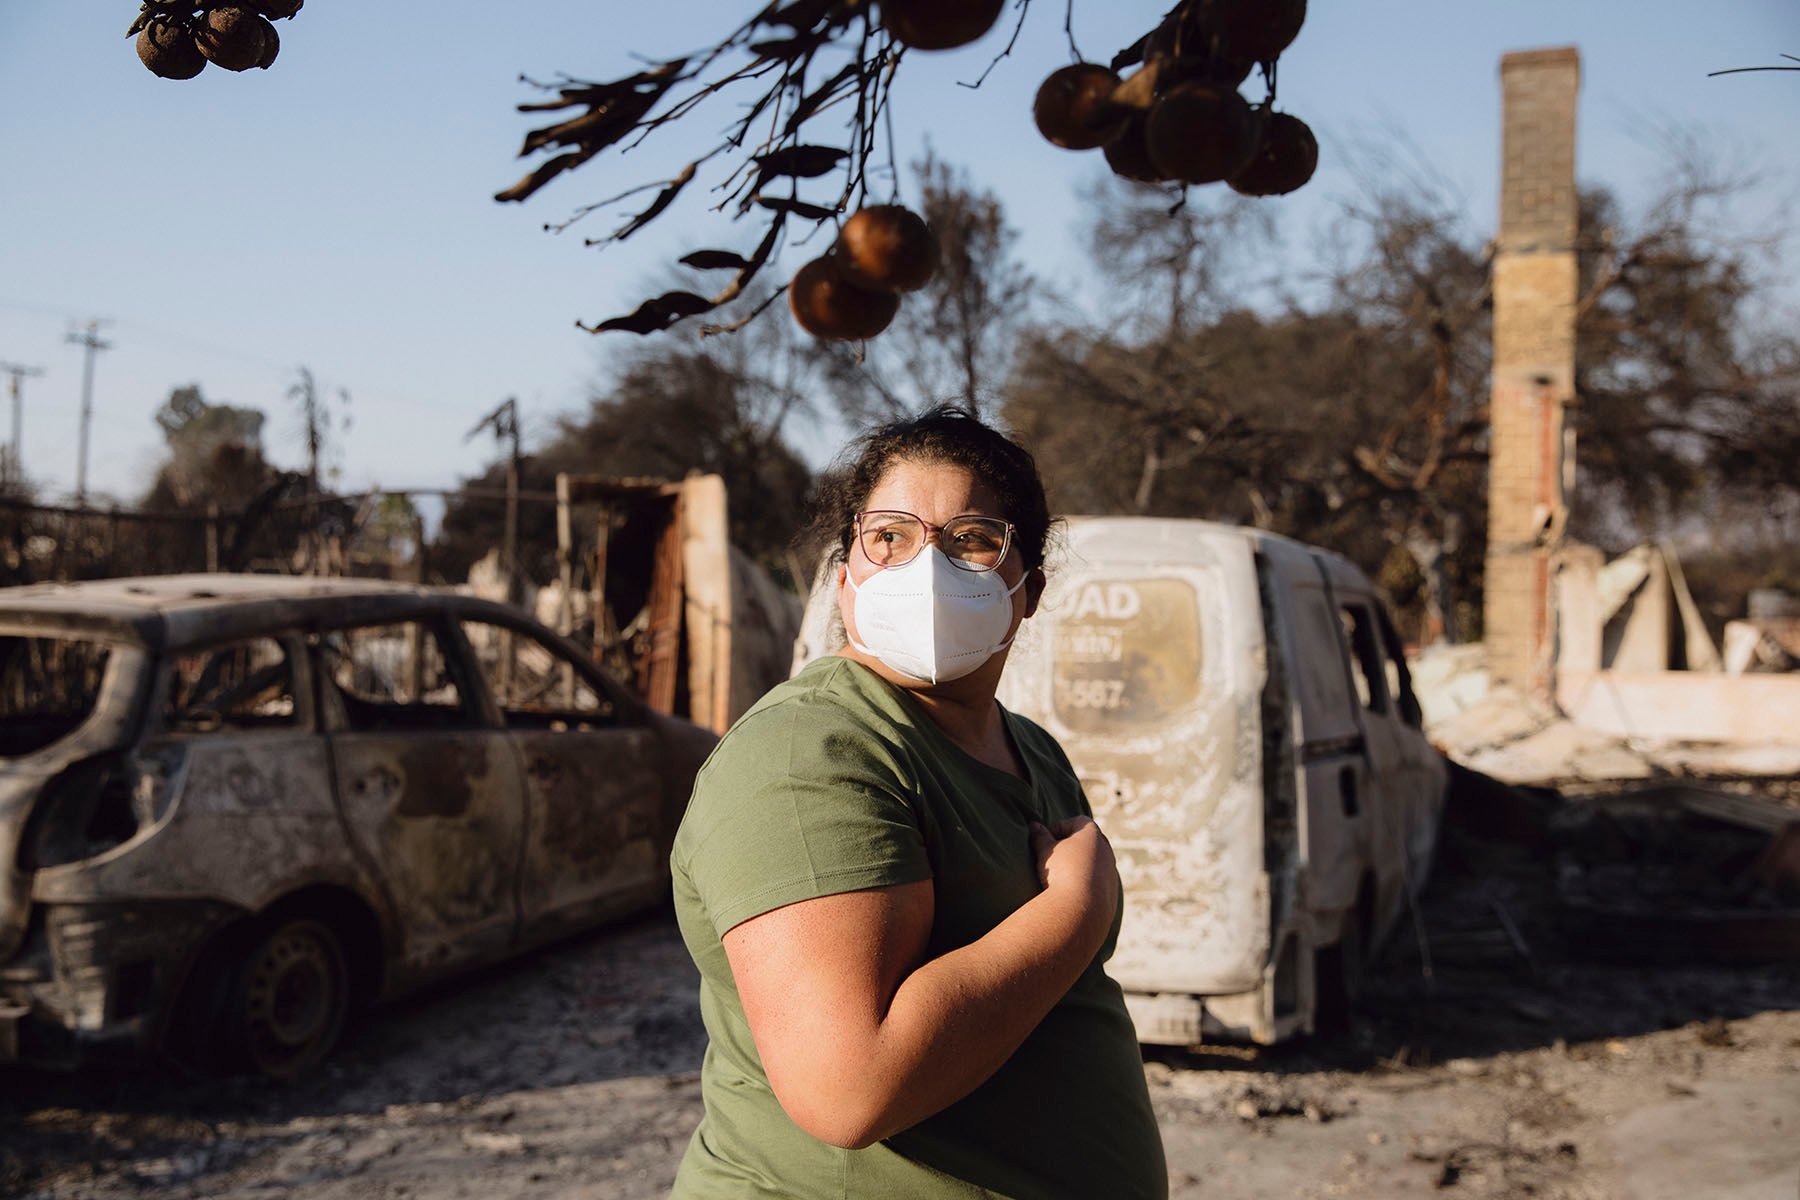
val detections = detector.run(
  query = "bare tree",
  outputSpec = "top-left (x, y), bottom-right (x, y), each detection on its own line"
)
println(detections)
top-left (1570, 151), bottom-right (1800, 545)
top-left (1004, 144), bottom-right (1798, 646)
top-left (816, 152), bottom-right (1035, 423)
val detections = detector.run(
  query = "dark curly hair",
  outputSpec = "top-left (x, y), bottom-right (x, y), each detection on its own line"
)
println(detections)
top-left (800, 404), bottom-right (1054, 571)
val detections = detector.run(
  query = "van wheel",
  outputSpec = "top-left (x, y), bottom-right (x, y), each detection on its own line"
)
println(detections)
top-left (225, 916), bottom-right (351, 1080)
top-left (1313, 907), bottom-right (1367, 1038)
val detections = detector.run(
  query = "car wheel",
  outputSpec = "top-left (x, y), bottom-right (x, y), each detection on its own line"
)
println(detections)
top-left (227, 915), bottom-right (350, 1080)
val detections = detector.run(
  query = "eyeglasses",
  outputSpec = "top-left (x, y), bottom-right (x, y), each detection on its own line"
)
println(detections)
top-left (854, 510), bottom-right (1015, 572)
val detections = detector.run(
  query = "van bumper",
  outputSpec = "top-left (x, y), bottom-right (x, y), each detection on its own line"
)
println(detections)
top-left (1126, 987), bottom-right (1308, 1047)
top-left (1127, 990), bottom-right (1273, 1045)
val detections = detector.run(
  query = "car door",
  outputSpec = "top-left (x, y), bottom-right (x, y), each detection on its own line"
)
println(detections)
top-left (139, 632), bottom-right (344, 900)
top-left (316, 617), bottom-right (526, 980)
top-left (455, 615), bottom-right (668, 944)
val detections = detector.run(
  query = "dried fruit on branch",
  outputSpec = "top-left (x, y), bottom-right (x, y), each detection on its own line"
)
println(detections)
top-left (1034, 63), bottom-right (1128, 151)
top-left (790, 256), bottom-right (901, 340)
top-left (1103, 113), bottom-right (1166, 184)
top-left (1143, 11), bottom-right (1253, 86)
top-left (833, 205), bottom-right (940, 293)
top-left (256, 20), bottom-right (279, 69)
top-left (878, 0), bottom-right (1006, 51)
top-left (1229, 111), bottom-right (1317, 196)
top-left (1145, 81), bottom-right (1259, 184)
top-left (495, 0), bottom-right (1315, 338)
top-left (195, 7), bottom-right (272, 72)
top-left (128, 0), bottom-right (300, 78)
top-left (1198, 0), bottom-right (1307, 63)
top-left (136, 18), bottom-right (205, 80)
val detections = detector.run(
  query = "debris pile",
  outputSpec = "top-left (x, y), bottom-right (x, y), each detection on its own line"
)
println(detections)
top-left (1410, 642), bottom-right (1800, 786)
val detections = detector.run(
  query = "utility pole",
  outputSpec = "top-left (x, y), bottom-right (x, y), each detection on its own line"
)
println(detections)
top-left (0, 360), bottom-right (45, 488)
top-left (289, 366), bottom-right (345, 577)
top-left (65, 319), bottom-right (113, 506)
top-left (467, 396), bottom-right (525, 695)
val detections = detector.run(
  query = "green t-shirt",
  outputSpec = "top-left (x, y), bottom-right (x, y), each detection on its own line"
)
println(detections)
top-left (669, 657), bottom-right (1168, 1200)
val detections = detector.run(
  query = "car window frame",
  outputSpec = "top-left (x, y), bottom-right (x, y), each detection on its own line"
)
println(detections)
top-left (308, 612), bottom-right (496, 735)
top-left (147, 630), bottom-right (315, 740)
top-left (443, 606), bottom-right (649, 731)
top-left (0, 626), bottom-right (152, 761)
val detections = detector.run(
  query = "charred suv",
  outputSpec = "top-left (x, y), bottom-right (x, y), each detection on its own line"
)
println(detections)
top-left (0, 575), bottom-right (716, 1077)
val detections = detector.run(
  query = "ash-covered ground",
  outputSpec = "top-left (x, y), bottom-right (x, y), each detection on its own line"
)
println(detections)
top-left (4, 778), bottom-right (1797, 1200)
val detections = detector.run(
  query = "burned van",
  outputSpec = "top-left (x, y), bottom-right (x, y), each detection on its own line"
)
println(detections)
top-left (795, 517), bottom-right (1447, 1045)
top-left (0, 575), bottom-right (716, 1077)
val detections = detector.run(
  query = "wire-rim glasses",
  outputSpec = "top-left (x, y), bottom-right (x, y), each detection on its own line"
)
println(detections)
top-left (854, 510), bottom-right (1015, 572)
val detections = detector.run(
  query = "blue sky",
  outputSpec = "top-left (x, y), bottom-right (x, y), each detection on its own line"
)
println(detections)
top-left (1, 2), bottom-right (1794, 509)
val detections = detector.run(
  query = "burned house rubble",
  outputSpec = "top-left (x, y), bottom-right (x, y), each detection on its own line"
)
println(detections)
top-left (1417, 44), bottom-right (1800, 980)
top-left (1411, 544), bottom-right (1800, 974)
top-left (1419, 564), bottom-right (1800, 790)
top-left (462, 472), bottom-right (799, 737)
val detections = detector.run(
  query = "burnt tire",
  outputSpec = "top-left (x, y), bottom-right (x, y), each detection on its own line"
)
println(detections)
top-left (1312, 903), bottom-right (1367, 1038)
top-left (224, 916), bottom-right (350, 1080)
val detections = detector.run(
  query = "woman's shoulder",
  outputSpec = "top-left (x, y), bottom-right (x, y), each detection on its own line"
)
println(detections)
top-left (674, 658), bottom-right (931, 884)
top-left (697, 657), bottom-right (917, 783)
top-left (733, 655), bottom-right (908, 732)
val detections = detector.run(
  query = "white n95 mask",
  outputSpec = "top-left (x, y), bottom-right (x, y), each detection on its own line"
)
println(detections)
top-left (847, 545), bottom-right (1026, 684)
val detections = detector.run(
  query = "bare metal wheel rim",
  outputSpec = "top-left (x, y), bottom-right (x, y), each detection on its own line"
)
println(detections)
top-left (242, 920), bottom-right (343, 1073)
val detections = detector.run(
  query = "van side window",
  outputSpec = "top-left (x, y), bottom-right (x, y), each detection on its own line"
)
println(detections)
top-left (319, 622), bottom-right (472, 732)
top-left (1337, 604), bottom-right (1388, 715)
top-left (164, 637), bottom-right (296, 733)
top-left (460, 619), bottom-right (618, 731)
top-left (1376, 608), bottom-right (1425, 728)
top-left (1294, 589), bottom-right (1355, 725)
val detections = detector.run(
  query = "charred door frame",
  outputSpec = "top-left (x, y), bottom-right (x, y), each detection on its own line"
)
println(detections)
top-left (310, 612), bottom-right (529, 985)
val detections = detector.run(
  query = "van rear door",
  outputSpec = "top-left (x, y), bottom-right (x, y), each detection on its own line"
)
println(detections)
top-left (999, 517), bottom-right (1270, 999)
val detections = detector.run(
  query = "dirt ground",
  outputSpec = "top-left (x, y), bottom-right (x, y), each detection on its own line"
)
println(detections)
top-left (4, 780), bottom-right (1798, 1200)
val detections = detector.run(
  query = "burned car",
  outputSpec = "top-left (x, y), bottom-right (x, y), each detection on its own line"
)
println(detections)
top-left (0, 575), bottom-right (717, 1078)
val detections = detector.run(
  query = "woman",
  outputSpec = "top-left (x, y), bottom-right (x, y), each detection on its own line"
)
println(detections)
top-left (669, 406), bottom-right (1167, 1199)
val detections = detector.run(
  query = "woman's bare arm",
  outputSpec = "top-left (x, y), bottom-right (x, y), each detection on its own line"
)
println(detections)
top-left (721, 817), bottom-right (1117, 1149)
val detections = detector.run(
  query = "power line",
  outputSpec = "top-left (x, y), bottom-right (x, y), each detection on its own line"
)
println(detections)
top-left (64, 318), bottom-right (113, 504)
top-left (0, 360), bottom-right (45, 487)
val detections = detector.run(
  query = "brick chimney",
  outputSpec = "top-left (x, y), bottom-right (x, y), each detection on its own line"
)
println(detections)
top-left (1485, 47), bottom-right (1580, 694)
